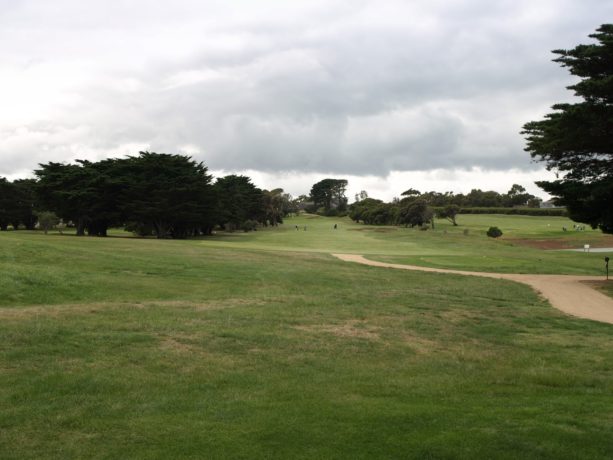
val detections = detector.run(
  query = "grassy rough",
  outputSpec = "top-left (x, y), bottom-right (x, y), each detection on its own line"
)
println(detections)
top-left (1, 216), bottom-right (613, 459)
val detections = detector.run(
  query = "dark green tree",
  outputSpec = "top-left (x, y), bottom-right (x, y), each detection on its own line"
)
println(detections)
top-left (349, 198), bottom-right (384, 223)
top-left (397, 199), bottom-right (434, 228)
top-left (502, 184), bottom-right (534, 207)
top-left (363, 202), bottom-right (398, 225)
top-left (11, 179), bottom-right (38, 230)
top-left (119, 152), bottom-right (216, 238)
top-left (400, 188), bottom-right (421, 198)
top-left (214, 175), bottom-right (263, 231)
top-left (0, 178), bottom-right (15, 230)
top-left (464, 189), bottom-right (502, 207)
top-left (436, 204), bottom-right (460, 226)
top-left (35, 160), bottom-right (123, 236)
top-left (522, 24), bottom-right (613, 233)
top-left (35, 162), bottom-right (94, 235)
top-left (310, 179), bottom-right (348, 213)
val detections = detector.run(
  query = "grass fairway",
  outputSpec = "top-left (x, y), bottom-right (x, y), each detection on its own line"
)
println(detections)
top-left (197, 213), bottom-right (612, 275)
top-left (1, 216), bottom-right (613, 458)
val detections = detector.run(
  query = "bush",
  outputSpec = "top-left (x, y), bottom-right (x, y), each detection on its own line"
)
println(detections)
top-left (36, 211), bottom-right (59, 234)
top-left (486, 226), bottom-right (503, 238)
top-left (324, 208), bottom-right (339, 217)
top-left (125, 221), bottom-right (155, 237)
top-left (241, 219), bottom-right (258, 232)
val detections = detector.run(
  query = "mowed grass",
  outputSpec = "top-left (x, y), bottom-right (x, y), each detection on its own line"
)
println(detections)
top-left (1, 218), bottom-right (613, 458)
top-left (193, 213), bottom-right (612, 275)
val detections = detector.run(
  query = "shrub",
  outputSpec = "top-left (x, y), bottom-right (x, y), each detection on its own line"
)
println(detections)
top-left (324, 208), bottom-right (339, 217)
top-left (125, 221), bottom-right (155, 237)
top-left (486, 226), bottom-right (503, 238)
top-left (36, 211), bottom-right (59, 234)
top-left (241, 219), bottom-right (258, 232)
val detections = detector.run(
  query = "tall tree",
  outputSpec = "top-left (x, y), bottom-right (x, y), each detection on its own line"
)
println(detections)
top-left (310, 179), bottom-right (348, 212)
top-left (0, 178), bottom-right (15, 230)
top-left (11, 179), bottom-right (38, 230)
top-left (214, 175), bottom-right (263, 231)
top-left (502, 184), bottom-right (535, 207)
top-left (119, 152), bottom-right (216, 238)
top-left (35, 162), bottom-right (97, 235)
top-left (522, 24), bottom-right (613, 233)
top-left (397, 199), bottom-right (434, 228)
top-left (436, 204), bottom-right (460, 226)
top-left (261, 188), bottom-right (296, 226)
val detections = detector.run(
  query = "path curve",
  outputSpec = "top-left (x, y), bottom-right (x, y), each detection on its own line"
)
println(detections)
top-left (332, 254), bottom-right (613, 325)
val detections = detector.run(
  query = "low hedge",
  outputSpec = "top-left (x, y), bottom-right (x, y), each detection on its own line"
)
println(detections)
top-left (442, 207), bottom-right (567, 217)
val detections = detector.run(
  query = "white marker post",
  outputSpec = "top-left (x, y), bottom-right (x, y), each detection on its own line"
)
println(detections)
top-left (584, 244), bottom-right (590, 253)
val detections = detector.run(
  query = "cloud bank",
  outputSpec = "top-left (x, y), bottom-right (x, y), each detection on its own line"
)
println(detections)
top-left (0, 0), bottom-right (611, 195)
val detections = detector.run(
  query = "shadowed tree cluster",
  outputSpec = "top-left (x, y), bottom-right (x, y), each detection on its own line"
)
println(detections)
top-left (35, 153), bottom-right (216, 238)
top-left (0, 178), bottom-right (37, 231)
top-left (1, 152), bottom-right (295, 238)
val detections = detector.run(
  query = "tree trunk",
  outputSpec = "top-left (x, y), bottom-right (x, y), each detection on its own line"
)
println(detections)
top-left (76, 219), bottom-right (85, 236)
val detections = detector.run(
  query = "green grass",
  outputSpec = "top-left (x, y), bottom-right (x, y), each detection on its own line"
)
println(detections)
top-left (1, 216), bottom-right (613, 458)
top-left (191, 213), bottom-right (611, 275)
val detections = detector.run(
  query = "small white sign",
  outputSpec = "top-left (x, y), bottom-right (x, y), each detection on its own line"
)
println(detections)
top-left (584, 244), bottom-right (590, 253)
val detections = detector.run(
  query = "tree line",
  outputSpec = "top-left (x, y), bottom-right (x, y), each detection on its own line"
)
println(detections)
top-left (0, 152), bottom-right (297, 238)
top-left (1, 157), bottom-right (549, 237)
top-left (348, 184), bottom-right (545, 227)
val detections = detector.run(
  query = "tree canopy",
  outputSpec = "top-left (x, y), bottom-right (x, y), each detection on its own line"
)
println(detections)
top-left (310, 179), bottom-right (348, 214)
top-left (3, 152), bottom-right (302, 238)
top-left (214, 175), bottom-right (263, 231)
top-left (35, 153), bottom-right (216, 238)
top-left (522, 24), bottom-right (613, 233)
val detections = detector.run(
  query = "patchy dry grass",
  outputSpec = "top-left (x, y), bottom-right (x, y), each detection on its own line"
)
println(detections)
top-left (1, 221), bottom-right (613, 458)
top-left (294, 320), bottom-right (382, 340)
top-left (583, 280), bottom-right (613, 299)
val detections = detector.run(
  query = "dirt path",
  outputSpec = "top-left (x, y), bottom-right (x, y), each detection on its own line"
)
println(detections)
top-left (332, 253), bottom-right (613, 325)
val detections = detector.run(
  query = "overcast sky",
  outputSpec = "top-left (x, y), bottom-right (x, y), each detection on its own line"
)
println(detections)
top-left (1, 0), bottom-right (611, 200)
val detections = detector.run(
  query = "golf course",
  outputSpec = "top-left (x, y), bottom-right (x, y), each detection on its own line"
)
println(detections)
top-left (1, 213), bottom-right (612, 459)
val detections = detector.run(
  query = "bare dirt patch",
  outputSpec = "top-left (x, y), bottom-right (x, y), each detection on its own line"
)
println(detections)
top-left (294, 320), bottom-right (381, 340)
top-left (509, 234), bottom-right (613, 250)
top-left (158, 335), bottom-right (204, 354)
top-left (400, 333), bottom-right (441, 354)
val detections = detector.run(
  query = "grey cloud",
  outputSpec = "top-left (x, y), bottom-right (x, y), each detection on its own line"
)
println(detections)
top-left (1, 0), bottom-right (612, 179)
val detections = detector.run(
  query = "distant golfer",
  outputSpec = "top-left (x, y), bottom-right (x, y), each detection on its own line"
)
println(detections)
top-left (304, 225), bottom-right (307, 231)
top-left (334, 224), bottom-right (337, 229)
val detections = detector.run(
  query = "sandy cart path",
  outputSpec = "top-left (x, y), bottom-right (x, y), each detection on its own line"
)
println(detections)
top-left (332, 253), bottom-right (613, 325)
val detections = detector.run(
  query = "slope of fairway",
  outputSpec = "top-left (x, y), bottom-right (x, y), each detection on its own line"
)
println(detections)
top-left (196, 214), bottom-right (612, 275)
top-left (1, 228), bottom-right (613, 459)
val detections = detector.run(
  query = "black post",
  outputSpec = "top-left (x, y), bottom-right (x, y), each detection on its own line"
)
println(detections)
top-left (605, 257), bottom-right (610, 281)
